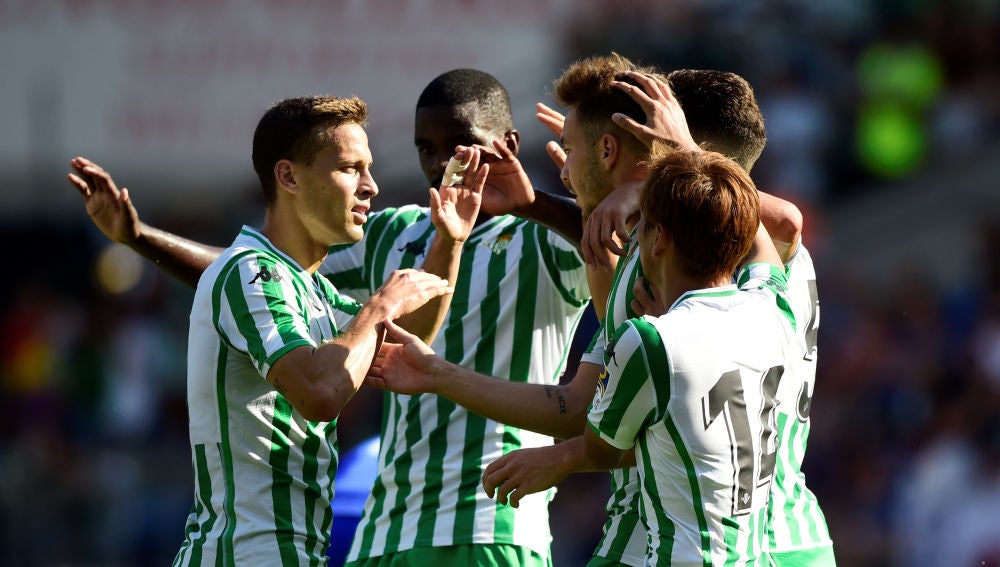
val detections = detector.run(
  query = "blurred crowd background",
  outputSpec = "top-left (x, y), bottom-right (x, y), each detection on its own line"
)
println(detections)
top-left (2, 1), bottom-right (1000, 565)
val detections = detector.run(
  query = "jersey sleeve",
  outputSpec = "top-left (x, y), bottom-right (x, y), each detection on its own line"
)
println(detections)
top-left (736, 261), bottom-right (796, 331)
top-left (534, 224), bottom-right (591, 306)
top-left (579, 326), bottom-right (606, 367)
top-left (587, 319), bottom-right (662, 450)
top-left (214, 253), bottom-right (317, 380)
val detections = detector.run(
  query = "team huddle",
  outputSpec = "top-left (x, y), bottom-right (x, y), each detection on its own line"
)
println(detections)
top-left (67, 53), bottom-right (834, 566)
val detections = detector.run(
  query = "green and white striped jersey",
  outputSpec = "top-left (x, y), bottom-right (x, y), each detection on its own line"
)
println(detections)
top-left (756, 243), bottom-right (834, 561)
top-left (175, 226), bottom-right (361, 567)
top-left (319, 206), bottom-right (591, 561)
top-left (588, 264), bottom-right (797, 566)
top-left (581, 238), bottom-right (647, 567)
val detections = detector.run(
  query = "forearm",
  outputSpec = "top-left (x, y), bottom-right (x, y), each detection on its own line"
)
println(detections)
top-left (431, 361), bottom-right (591, 439)
top-left (128, 223), bottom-right (223, 288)
top-left (515, 191), bottom-right (584, 251)
top-left (392, 234), bottom-right (461, 343)
top-left (757, 191), bottom-right (802, 263)
top-left (741, 222), bottom-right (784, 272)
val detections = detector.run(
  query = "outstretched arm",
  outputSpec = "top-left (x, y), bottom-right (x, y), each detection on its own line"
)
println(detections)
top-left (368, 319), bottom-right (601, 439)
top-left (67, 156), bottom-right (222, 287)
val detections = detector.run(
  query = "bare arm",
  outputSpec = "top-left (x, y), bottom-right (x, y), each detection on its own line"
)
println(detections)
top-left (67, 156), bottom-right (221, 287)
top-left (757, 190), bottom-right (802, 262)
top-left (584, 425), bottom-right (629, 470)
top-left (368, 319), bottom-right (601, 439)
top-left (393, 148), bottom-right (486, 344)
top-left (268, 269), bottom-right (453, 421)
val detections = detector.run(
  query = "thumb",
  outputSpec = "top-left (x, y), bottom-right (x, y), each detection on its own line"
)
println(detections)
top-left (384, 317), bottom-right (416, 344)
top-left (611, 112), bottom-right (642, 135)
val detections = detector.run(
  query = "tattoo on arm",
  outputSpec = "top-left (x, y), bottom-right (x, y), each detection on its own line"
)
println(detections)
top-left (544, 386), bottom-right (569, 415)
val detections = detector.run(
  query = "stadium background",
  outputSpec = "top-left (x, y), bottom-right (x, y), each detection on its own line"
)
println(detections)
top-left (1, 1), bottom-right (999, 565)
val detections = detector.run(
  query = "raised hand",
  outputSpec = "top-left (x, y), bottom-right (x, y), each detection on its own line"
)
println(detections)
top-left (582, 179), bottom-right (643, 267)
top-left (610, 72), bottom-right (700, 153)
top-left (366, 318), bottom-right (440, 395)
top-left (67, 156), bottom-right (141, 243)
top-left (369, 269), bottom-right (454, 321)
top-left (471, 140), bottom-right (537, 217)
top-left (430, 148), bottom-right (487, 242)
top-left (536, 103), bottom-right (567, 172)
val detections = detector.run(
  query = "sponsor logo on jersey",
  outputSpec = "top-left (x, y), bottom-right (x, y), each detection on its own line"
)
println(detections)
top-left (482, 233), bottom-right (513, 255)
top-left (248, 264), bottom-right (282, 284)
top-left (398, 240), bottom-right (426, 257)
top-left (604, 333), bottom-right (619, 366)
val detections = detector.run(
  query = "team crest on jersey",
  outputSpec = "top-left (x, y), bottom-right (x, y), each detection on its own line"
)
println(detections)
top-left (398, 240), bottom-right (426, 257)
top-left (248, 264), bottom-right (282, 284)
top-left (482, 233), bottom-right (513, 255)
top-left (595, 366), bottom-right (610, 403)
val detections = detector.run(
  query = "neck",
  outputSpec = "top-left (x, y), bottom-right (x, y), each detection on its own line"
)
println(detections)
top-left (260, 209), bottom-right (329, 274)
top-left (651, 268), bottom-right (732, 312)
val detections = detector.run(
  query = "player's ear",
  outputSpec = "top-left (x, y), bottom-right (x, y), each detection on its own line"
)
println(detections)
top-left (503, 129), bottom-right (520, 156)
top-left (274, 160), bottom-right (298, 194)
top-left (652, 222), bottom-right (671, 256)
top-left (599, 133), bottom-right (618, 171)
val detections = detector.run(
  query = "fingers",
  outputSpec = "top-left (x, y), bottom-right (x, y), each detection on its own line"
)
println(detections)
top-left (630, 276), bottom-right (666, 317)
top-left (428, 187), bottom-right (442, 211)
top-left (468, 163), bottom-right (489, 195)
top-left (67, 173), bottom-right (90, 198)
top-left (490, 139), bottom-right (516, 161)
top-left (610, 113), bottom-right (651, 145)
top-left (535, 102), bottom-right (565, 137)
top-left (544, 141), bottom-right (566, 171)
top-left (614, 213), bottom-right (637, 247)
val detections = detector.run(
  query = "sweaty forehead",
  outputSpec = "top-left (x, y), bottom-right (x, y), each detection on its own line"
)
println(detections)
top-left (414, 103), bottom-right (499, 146)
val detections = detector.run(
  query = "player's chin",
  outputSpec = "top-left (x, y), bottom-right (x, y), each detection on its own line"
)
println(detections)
top-left (345, 225), bottom-right (365, 242)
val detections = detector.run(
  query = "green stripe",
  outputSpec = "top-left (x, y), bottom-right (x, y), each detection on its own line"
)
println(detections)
top-left (325, 265), bottom-right (365, 290)
top-left (387, 395), bottom-right (427, 551)
top-left (638, 433), bottom-right (674, 566)
top-left (722, 515), bottom-right (740, 565)
top-left (267, 396), bottom-right (299, 566)
top-left (210, 282), bottom-right (238, 567)
top-left (510, 226), bottom-right (538, 384)
top-left (665, 416), bottom-right (712, 566)
top-left (602, 512), bottom-right (641, 562)
top-left (361, 208), bottom-right (400, 291)
top-left (631, 319), bottom-right (671, 417)
top-left (355, 394), bottom-right (402, 556)
top-left (399, 224), bottom-right (436, 269)
top-left (371, 209), bottom-right (427, 287)
top-left (597, 324), bottom-right (655, 437)
top-left (536, 224), bottom-right (587, 306)
top-left (456, 233), bottom-right (511, 538)
top-left (414, 396), bottom-right (454, 545)
top-left (301, 421), bottom-right (323, 560)
top-left (180, 443), bottom-right (219, 566)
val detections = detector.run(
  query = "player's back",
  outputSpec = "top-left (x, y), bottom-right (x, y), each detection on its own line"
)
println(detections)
top-left (639, 278), bottom-right (794, 565)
